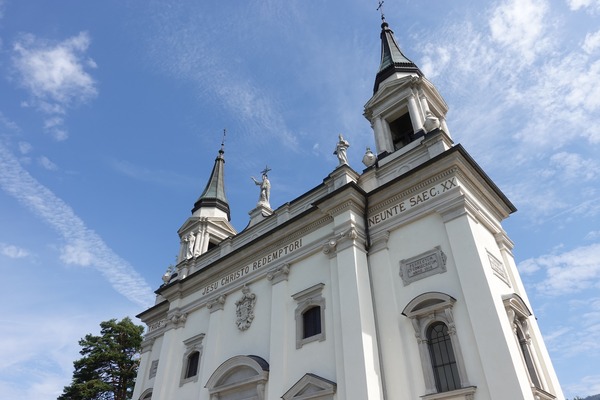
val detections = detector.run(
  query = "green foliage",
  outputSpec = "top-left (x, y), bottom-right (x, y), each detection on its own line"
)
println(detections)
top-left (58, 317), bottom-right (145, 400)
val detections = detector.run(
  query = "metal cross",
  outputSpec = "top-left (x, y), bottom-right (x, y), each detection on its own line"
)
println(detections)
top-left (376, 0), bottom-right (385, 20)
top-left (221, 128), bottom-right (227, 146)
top-left (261, 165), bottom-right (271, 176)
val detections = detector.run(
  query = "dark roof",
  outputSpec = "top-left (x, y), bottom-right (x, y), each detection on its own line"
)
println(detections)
top-left (192, 146), bottom-right (231, 220)
top-left (373, 19), bottom-right (423, 93)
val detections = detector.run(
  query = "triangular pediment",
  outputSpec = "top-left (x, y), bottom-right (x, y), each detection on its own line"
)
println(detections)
top-left (178, 216), bottom-right (236, 237)
top-left (365, 75), bottom-right (415, 109)
top-left (282, 373), bottom-right (336, 400)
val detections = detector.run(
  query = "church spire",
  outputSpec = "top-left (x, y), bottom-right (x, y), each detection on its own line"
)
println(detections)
top-left (192, 139), bottom-right (231, 221)
top-left (373, 16), bottom-right (422, 93)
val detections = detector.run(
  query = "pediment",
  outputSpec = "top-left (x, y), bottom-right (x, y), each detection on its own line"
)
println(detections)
top-left (364, 75), bottom-right (415, 109)
top-left (282, 373), bottom-right (336, 400)
top-left (178, 216), bottom-right (236, 237)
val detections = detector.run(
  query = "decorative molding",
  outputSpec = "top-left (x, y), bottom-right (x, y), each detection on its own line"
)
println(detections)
top-left (206, 294), bottom-right (227, 313)
top-left (166, 310), bottom-right (188, 329)
top-left (399, 246), bottom-right (447, 286)
top-left (321, 227), bottom-right (359, 258)
top-left (282, 373), bottom-right (337, 400)
top-left (147, 319), bottom-right (168, 333)
top-left (206, 355), bottom-right (269, 400)
top-left (487, 251), bottom-right (511, 287)
top-left (369, 230), bottom-right (390, 253)
top-left (267, 263), bottom-right (290, 284)
top-left (235, 285), bottom-right (256, 331)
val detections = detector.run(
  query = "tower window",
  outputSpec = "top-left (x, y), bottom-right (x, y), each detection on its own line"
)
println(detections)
top-left (302, 306), bottom-right (322, 338)
top-left (427, 322), bottom-right (461, 393)
top-left (389, 113), bottom-right (414, 150)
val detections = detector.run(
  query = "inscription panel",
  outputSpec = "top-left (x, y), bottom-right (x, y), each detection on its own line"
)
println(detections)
top-left (400, 246), bottom-right (447, 286)
top-left (487, 251), bottom-right (511, 287)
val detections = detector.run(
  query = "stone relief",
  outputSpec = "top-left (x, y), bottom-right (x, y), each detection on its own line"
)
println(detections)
top-left (235, 285), bottom-right (256, 331)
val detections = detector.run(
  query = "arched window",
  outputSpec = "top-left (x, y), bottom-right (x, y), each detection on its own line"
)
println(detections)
top-left (427, 322), bottom-right (461, 393)
top-left (303, 306), bottom-right (322, 338)
top-left (504, 293), bottom-right (545, 393)
top-left (185, 351), bottom-right (200, 379)
top-left (402, 292), bottom-right (474, 397)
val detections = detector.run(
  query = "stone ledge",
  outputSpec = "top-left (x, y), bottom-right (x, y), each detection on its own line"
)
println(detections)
top-left (421, 386), bottom-right (476, 400)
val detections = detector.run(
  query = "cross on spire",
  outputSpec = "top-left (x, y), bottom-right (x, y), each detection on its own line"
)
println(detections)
top-left (376, 0), bottom-right (385, 21)
top-left (221, 128), bottom-right (226, 150)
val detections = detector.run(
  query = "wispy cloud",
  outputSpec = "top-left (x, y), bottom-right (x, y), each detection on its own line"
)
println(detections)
top-left (11, 32), bottom-right (97, 140)
top-left (567, 0), bottom-right (600, 12)
top-left (141, 3), bottom-right (298, 151)
top-left (489, 0), bottom-right (551, 64)
top-left (38, 156), bottom-right (58, 171)
top-left (109, 159), bottom-right (196, 187)
top-left (0, 143), bottom-right (154, 307)
top-left (0, 243), bottom-right (29, 259)
top-left (518, 243), bottom-right (600, 294)
top-left (583, 29), bottom-right (600, 53)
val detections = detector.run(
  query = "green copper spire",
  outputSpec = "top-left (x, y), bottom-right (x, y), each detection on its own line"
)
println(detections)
top-left (373, 17), bottom-right (422, 93)
top-left (192, 143), bottom-right (231, 221)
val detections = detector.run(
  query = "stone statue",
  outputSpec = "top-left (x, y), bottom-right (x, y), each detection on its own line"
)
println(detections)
top-left (334, 134), bottom-right (350, 166)
top-left (251, 166), bottom-right (271, 207)
top-left (185, 232), bottom-right (196, 259)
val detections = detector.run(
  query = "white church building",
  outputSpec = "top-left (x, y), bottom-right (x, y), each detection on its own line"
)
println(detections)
top-left (132, 16), bottom-right (564, 400)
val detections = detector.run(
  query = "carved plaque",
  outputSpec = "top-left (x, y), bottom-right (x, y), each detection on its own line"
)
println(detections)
top-left (399, 246), bottom-right (447, 286)
top-left (488, 251), bottom-right (511, 287)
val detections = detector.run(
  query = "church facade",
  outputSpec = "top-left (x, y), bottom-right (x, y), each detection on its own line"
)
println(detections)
top-left (131, 17), bottom-right (564, 400)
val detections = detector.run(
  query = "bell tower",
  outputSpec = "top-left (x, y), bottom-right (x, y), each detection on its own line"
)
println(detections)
top-left (174, 141), bottom-right (236, 278)
top-left (364, 17), bottom-right (452, 162)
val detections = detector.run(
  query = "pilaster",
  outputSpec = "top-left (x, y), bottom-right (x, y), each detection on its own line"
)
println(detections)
top-left (442, 211), bottom-right (530, 399)
top-left (200, 300), bottom-right (226, 389)
top-left (324, 221), bottom-right (383, 399)
top-left (267, 263), bottom-right (290, 399)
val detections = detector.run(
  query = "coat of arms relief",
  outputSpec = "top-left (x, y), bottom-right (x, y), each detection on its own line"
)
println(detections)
top-left (235, 285), bottom-right (256, 331)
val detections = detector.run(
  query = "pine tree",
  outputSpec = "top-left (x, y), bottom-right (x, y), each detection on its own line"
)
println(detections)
top-left (58, 317), bottom-right (145, 400)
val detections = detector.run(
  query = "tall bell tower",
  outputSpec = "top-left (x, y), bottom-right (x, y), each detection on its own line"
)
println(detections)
top-left (364, 17), bottom-right (452, 171)
top-left (173, 142), bottom-right (236, 280)
top-left (360, 16), bottom-right (565, 400)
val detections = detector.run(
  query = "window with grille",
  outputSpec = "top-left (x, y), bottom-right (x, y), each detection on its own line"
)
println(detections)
top-left (185, 351), bottom-right (200, 379)
top-left (427, 322), bottom-right (461, 393)
top-left (302, 306), bottom-right (322, 338)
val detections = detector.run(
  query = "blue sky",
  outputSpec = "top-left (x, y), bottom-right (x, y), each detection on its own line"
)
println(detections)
top-left (0, 0), bottom-right (599, 398)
